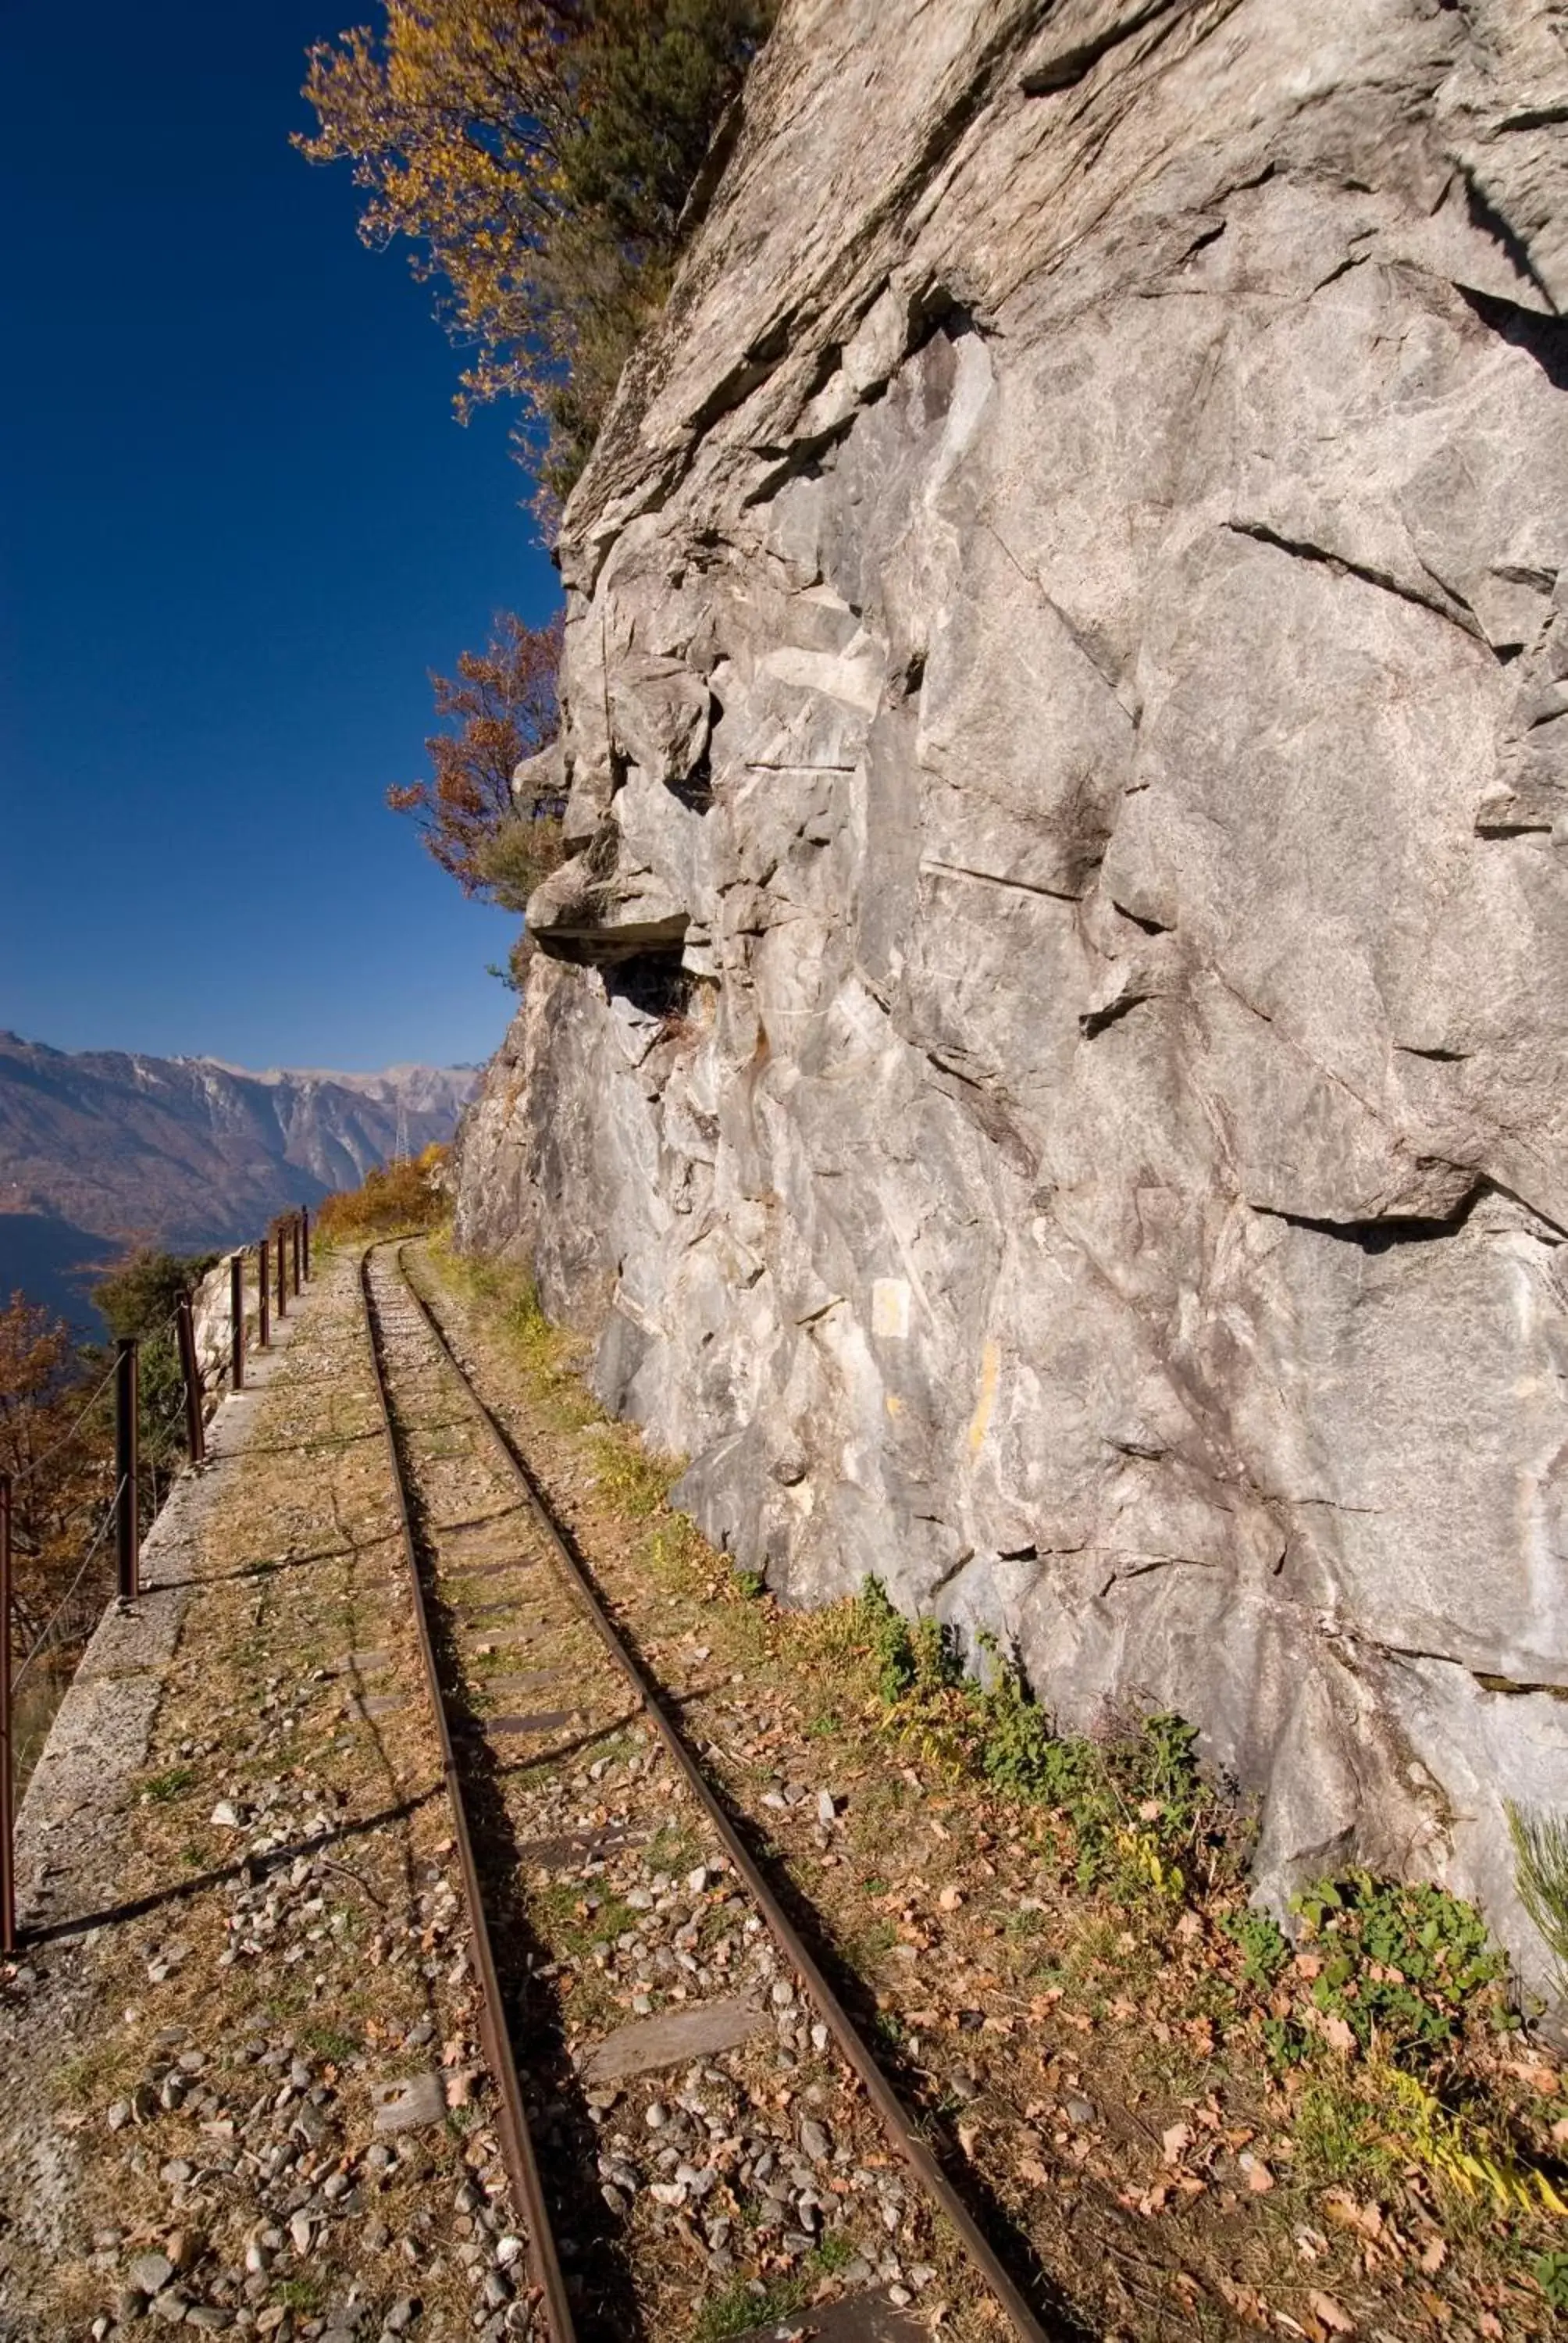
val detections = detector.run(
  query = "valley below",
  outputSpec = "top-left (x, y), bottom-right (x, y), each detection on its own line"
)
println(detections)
top-left (0, 1031), bottom-right (473, 1320)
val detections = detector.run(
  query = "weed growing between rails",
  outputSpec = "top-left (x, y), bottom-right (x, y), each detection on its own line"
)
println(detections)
top-left (415, 1235), bottom-right (1568, 2337)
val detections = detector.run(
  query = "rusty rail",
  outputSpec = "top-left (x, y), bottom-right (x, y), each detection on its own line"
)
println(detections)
top-left (358, 1248), bottom-right (579, 2343)
top-left (380, 1239), bottom-right (1064, 2343)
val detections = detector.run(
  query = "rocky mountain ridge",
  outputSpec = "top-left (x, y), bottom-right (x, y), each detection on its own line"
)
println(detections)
top-left (454, 0), bottom-right (1568, 1989)
top-left (0, 1032), bottom-right (472, 1316)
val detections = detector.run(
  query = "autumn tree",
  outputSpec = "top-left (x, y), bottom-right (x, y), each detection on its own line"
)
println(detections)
top-left (297, 0), bottom-right (775, 506)
top-left (0, 1293), bottom-right (113, 1653)
top-left (314, 1144), bottom-right (450, 1244)
top-left (387, 608), bottom-right (566, 925)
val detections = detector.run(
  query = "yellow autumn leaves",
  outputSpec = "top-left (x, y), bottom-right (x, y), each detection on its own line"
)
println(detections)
top-left (297, 1), bottom-right (774, 510)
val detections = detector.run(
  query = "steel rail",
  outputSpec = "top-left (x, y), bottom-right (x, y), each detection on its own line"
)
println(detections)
top-left (390, 1240), bottom-right (1065, 2343)
top-left (356, 1246), bottom-right (579, 2343)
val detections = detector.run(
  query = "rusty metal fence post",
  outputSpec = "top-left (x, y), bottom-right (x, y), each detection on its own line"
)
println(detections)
top-left (115, 1339), bottom-right (139, 1603)
top-left (230, 1251), bottom-right (245, 1391)
top-left (290, 1211), bottom-right (302, 1297)
top-left (258, 1236), bottom-right (270, 1350)
top-left (276, 1222), bottom-right (287, 1322)
top-left (301, 1204), bottom-right (311, 1283)
top-left (1, 1471), bottom-right (15, 1956)
top-left (176, 1292), bottom-right (205, 1467)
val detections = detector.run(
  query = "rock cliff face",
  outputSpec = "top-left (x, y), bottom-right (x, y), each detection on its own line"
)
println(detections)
top-left (454, 0), bottom-right (1568, 1985)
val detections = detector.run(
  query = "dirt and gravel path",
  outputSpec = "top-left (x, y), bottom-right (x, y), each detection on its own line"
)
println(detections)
top-left (404, 1239), bottom-right (1568, 2343)
top-left (3, 1230), bottom-right (1560, 2343)
top-left (0, 1250), bottom-right (533, 2343)
top-left (361, 1240), bottom-right (1008, 2343)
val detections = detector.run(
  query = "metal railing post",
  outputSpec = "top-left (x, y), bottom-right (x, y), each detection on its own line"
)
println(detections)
top-left (300, 1204), bottom-right (311, 1283)
top-left (114, 1339), bottom-right (139, 1603)
top-left (230, 1251), bottom-right (245, 1391)
top-left (1, 1471), bottom-right (16, 1956)
top-left (276, 1223), bottom-right (287, 1321)
top-left (258, 1236), bottom-right (270, 1350)
top-left (290, 1211), bottom-right (301, 1297)
top-left (176, 1292), bottom-right (205, 1466)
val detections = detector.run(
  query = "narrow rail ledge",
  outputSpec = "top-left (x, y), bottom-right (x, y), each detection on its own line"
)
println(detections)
top-left (362, 1236), bottom-right (1067, 2343)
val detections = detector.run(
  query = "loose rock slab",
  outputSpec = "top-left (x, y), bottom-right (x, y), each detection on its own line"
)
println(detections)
top-left (370, 2071), bottom-right (447, 2132)
top-left (729, 2294), bottom-right (925, 2343)
top-left (579, 1996), bottom-right (768, 2084)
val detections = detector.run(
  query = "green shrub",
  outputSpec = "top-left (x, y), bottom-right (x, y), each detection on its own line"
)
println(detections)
top-left (849, 1584), bottom-right (1220, 1904)
top-left (1292, 1871), bottom-right (1506, 2067)
top-left (1222, 1906), bottom-right (1292, 1986)
top-left (852, 1577), bottom-right (962, 1704)
top-left (974, 1660), bottom-right (1075, 1800)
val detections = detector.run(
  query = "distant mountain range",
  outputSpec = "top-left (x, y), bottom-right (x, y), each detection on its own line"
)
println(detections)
top-left (0, 1032), bottom-right (476, 1324)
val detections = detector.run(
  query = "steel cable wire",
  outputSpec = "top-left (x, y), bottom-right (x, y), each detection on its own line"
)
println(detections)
top-left (8, 1289), bottom-right (185, 1512)
top-left (11, 1477), bottom-right (126, 1692)
top-left (8, 1355), bottom-right (119, 1489)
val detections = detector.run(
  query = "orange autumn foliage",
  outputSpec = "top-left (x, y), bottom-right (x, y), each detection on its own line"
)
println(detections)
top-left (315, 1144), bottom-right (451, 1244)
top-left (386, 608), bottom-right (564, 904)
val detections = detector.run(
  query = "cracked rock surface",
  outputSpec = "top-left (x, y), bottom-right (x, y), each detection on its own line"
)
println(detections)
top-left (453, 0), bottom-right (1568, 1990)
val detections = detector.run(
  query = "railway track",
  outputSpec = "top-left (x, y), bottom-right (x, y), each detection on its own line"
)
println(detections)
top-left (358, 1238), bottom-right (1067, 2343)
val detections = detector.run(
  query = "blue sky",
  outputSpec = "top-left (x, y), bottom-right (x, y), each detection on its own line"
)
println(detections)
top-left (0, 1), bottom-right (562, 1072)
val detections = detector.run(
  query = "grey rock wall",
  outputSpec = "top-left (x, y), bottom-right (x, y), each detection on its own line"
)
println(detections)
top-left (454, 0), bottom-right (1568, 1990)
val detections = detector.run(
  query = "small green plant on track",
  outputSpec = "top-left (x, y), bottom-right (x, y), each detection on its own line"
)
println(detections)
top-left (140, 1764), bottom-right (196, 1803)
top-left (302, 2024), bottom-right (361, 2063)
top-left (273, 2277), bottom-right (323, 2313)
top-left (811, 2228), bottom-right (857, 2273)
top-left (693, 2275), bottom-right (807, 2341)
top-left (692, 2231), bottom-right (864, 2341)
top-left (644, 1821), bottom-right (702, 1878)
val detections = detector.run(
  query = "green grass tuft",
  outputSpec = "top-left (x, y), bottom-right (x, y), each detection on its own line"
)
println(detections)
top-left (1509, 1802), bottom-right (1568, 1990)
